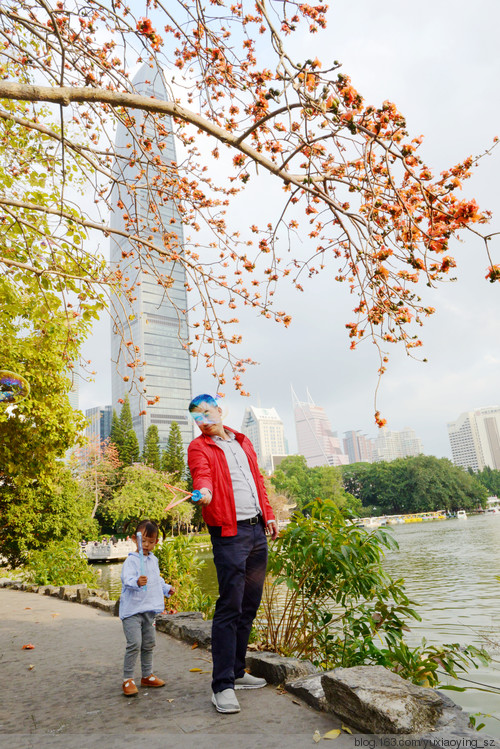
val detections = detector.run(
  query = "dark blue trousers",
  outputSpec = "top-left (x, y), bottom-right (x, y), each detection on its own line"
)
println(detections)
top-left (209, 519), bottom-right (268, 694)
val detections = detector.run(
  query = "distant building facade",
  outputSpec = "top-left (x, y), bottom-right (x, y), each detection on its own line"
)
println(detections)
top-left (292, 389), bottom-right (348, 468)
top-left (85, 405), bottom-right (113, 445)
top-left (109, 65), bottom-right (192, 454)
top-left (270, 454), bottom-right (289, 472)
top-left (241, 406), bottom-right (287, 473)
top-left (448, 406), bottom-right (500, 471)
top-left (343, 430), bottom-right (374, 464)
top-left (373, 427), bottom-right (423, 462)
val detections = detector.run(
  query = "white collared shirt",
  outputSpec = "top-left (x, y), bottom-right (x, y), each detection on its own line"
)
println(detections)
top-left (211, 431), bottom-right (261, 521)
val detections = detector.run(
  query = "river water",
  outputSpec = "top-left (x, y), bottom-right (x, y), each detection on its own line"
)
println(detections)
top-left (95, 514), bottom-right (500, 736)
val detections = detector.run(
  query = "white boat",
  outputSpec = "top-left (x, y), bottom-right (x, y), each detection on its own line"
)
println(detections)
top-left (486, 497), bottom-right (500, 514)
top-left (456, 510), bottom-right (467, 520)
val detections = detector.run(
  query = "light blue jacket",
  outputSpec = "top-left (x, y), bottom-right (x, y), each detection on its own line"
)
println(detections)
top-left (119, 551), bottom-right (172, 620)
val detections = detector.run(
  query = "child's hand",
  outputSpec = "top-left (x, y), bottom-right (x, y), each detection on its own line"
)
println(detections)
top-left (169, 586), bottom-right (176, 595)
top-left (137, 575), bottom-right (148, 587)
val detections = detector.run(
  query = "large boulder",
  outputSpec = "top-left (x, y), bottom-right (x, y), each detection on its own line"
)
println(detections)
top-left (84, 597), bottom-right (116, 613)
top-left (285, 673), bottom-right (328, 711)
top-left (322, 666), bottom-right (446, 734)
top-left (245, 651), bottom-right (317, 685)
top-left (155, 612), bottom-right (212, 648)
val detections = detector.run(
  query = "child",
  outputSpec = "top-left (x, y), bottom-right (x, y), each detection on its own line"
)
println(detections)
top-left (119, 519), bottom-right (175, 696)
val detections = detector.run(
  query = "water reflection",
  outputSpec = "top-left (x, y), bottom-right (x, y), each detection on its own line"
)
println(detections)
top-left (381, 515), bottom-right (500, 736)
top-left (93, 562), bottom-right (123, 599)
top-left (383, 515), bottom-right (500, 640)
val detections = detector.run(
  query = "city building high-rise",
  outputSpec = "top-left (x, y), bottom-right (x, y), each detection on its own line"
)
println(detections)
top-left (448, 406), bottom-right (500, 471)
top-left (85, 405), bottom-right (113, 445)
top-left (292, 388), bottom-right (349, 468)
top-left (110, 65), bottom-right (193, 454)
top-left (343, 430), bottom-right (374, 464)
top-left (373, 427), bottom-right (423, 462)
top-left (241, 406), bottom-right (287, 473)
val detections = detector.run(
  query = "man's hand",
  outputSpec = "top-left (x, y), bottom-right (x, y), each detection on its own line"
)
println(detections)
top-left (266, 520), bottom-right (279, 540)
top-left (137, 575), bottom-right (148, 587)
top-left (198, 487), bottom-right (212, 506)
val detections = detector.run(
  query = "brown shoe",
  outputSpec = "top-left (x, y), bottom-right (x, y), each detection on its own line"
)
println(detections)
top-left (122, 679), bottom-right (138, 697)
top-left (140, 674), bottom-right (165, 688)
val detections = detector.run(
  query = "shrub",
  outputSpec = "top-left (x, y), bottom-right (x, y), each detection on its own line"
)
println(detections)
top-left (24, 539), bottom-right (99, 587)
top-left (155, 535), bottom-right (215, 619)
top-left (257, 499), bottom-right (488, 685)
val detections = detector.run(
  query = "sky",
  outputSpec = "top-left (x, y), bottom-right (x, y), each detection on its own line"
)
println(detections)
top-left (80, 0), bottom-right (500, 460)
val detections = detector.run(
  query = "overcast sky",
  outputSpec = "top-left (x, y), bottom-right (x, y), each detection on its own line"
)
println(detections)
top-left (80, 0), bottom-right (500, 460)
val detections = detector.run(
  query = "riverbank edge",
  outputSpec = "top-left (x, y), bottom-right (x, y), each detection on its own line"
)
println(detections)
top-left (0, 578), bottom-right (494, 744)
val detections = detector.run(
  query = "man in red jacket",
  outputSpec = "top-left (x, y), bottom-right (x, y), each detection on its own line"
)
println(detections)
top-left (187, 394), bottom-right (278, 714)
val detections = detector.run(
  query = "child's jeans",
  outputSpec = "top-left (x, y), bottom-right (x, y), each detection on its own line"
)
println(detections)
top-left (122, 612), bottom-right (156, 679)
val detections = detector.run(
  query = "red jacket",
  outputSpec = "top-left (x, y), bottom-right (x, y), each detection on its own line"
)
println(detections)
top-left (187, 428), bottom-right (276, 537)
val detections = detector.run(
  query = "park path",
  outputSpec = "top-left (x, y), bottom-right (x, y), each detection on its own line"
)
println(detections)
top-left (0, 588), bottom-right (352, 749)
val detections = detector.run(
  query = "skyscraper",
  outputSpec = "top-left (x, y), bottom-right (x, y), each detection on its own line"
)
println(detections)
top-left (292, 388), bottom-right (348, 468)
top-left (85, 405), bottom-right (113, 445)
top-left (372, 427), bottom-right (423, 462)
top-left (241, 405), bottom-right (287, 473)
top-left (343, 430), bottom-right (374, 464)
top-left (448, 406), bottom-right (500, 471)
top-left (110, 65), bottom-right (193, 454)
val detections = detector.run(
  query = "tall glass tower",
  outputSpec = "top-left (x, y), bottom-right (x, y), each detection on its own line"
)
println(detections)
top-left (291, 387), bottom-right (348, 468)
top-left (110, 65), bottom-right (193, 453)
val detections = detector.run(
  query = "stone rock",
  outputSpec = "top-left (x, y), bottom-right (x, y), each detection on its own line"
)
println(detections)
top-left (410, 689), bottom-right (499, 746)
top-left (321, 666), bottom-right (447, 734)
top-left (44, 585), bottom-right (60, 597)
top-left (431, 690), bottom-right (472, 733)
top-left (244, 652), bottom-right (317, 685)
top-left (155, 612), bottom-right (212, 648)
top-left (76, 586), bottom-right (90, 603)
top-left (85, 597), bottom-right (116, 613)
top-left (59, 585), bottom-right (88, 601)
top-left (285, 673), bottom-right (327, 711)
top-left (88, 588), bottom-right (109, 600)
top-left (0, 579), bottom-right (18, 588)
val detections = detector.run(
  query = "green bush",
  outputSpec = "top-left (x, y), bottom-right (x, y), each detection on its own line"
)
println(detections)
top-left (24, 539), bottom-right (99, 587)
top-left (155, 535), bottom-right (215, 619)
top-left (258, 499), bottom-right (488, 686)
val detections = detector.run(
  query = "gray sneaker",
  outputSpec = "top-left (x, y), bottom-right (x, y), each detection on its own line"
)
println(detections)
top-left (234, 672), bottom-right (267, 689)
top-left (211, 689), bottom-right (241, 713)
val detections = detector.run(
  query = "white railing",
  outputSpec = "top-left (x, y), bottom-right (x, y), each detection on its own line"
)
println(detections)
top-left (83, 539), bottom-right (135, 561)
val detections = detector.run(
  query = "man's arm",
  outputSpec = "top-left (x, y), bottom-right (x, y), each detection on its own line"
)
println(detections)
top-left (187, 442), bottom-right (213, 505)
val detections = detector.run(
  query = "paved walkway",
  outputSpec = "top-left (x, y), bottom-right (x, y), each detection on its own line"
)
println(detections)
top-left (0, 589), bottom-right (353, 749)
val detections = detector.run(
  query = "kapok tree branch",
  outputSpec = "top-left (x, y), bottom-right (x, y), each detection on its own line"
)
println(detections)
top-left (0, 82), bottom-right (340, 205)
